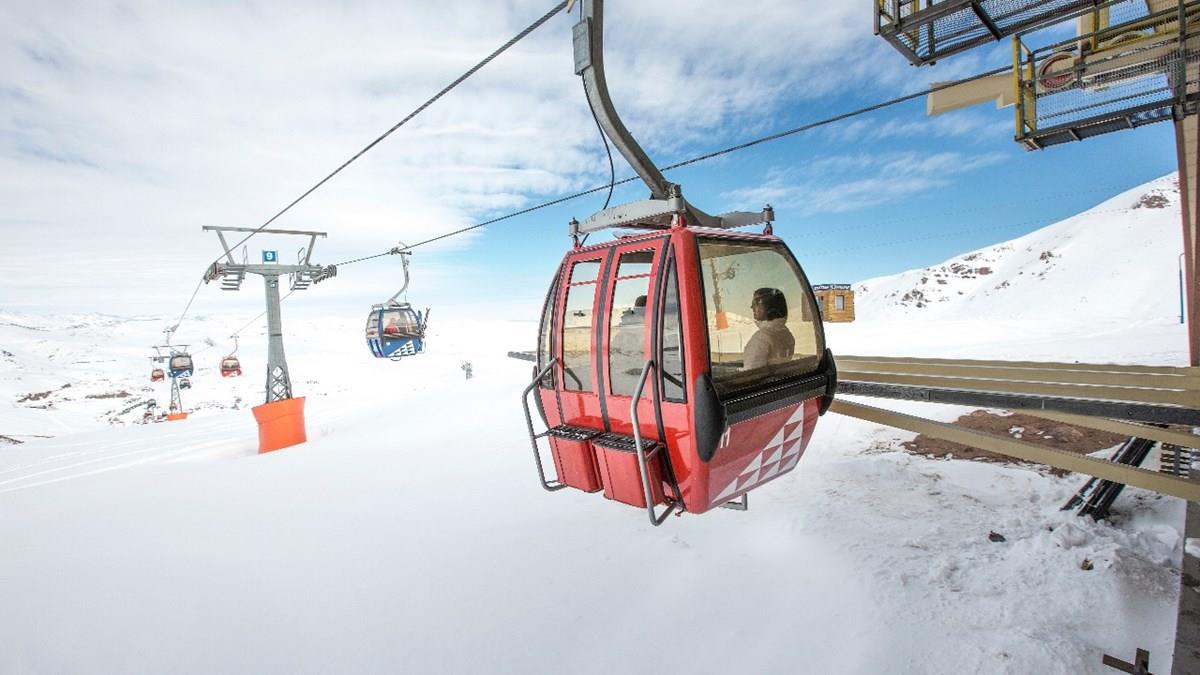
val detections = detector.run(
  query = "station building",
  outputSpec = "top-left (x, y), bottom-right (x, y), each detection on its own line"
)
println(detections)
top-left (813, 284), bottom-right (855, 322)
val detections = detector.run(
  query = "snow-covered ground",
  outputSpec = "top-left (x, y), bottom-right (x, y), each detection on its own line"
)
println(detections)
top-left (0, 176), bottom-right (1191, 674)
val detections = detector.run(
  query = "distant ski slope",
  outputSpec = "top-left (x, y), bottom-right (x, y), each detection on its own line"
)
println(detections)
top-left (856, 174), bottom-right (1181, 322)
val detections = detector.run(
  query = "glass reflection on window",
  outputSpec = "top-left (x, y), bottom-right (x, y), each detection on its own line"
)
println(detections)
top-left (563, 260), bottom-right (601, 392)
top-left (699, 239), bottom-right (823, 396)
top-left (608, 250), bottom-right (654, 397)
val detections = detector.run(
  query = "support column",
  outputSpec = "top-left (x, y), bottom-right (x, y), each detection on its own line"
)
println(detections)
top-left (263, 274), bottom-right (293, 403)
top-left (1178, 114), bottom-right (1200, 366)
top-left (170, 378), bottom-right (182, 413)
top-left (1176, 0), bottom-right (1200, 366)
top-left (1173, 500), bottom-right (1200, 673)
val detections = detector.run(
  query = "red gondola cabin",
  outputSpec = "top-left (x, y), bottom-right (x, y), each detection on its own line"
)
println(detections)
top-left (523, 0), bottom-right (835, 524)
top-left (526, 216), bottom-right (836, 521)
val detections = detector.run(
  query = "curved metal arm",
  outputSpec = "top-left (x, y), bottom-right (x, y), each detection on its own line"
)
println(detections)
top-left (631, 359), bottom-right (677, 526)
top-left (385, 241), bottom-right (413, 305)
top-left (522, 358), bottom-right (567, 492)
top-left (574, 0), bottom-right (671, 199)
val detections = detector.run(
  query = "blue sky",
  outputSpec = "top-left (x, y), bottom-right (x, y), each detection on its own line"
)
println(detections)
top-left (0, 1), bottom-right (1181, 333)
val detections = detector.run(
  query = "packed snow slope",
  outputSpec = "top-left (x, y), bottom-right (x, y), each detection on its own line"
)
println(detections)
top-left (855, 174), bottom-right (1182, 322)
top-left (0, 175), bottom-right (1191, 674)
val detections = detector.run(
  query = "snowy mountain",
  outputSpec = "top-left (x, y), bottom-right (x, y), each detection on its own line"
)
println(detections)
top-left (855, 174), bottom-right (1182, 322)
top-left (0, 310), bottom-right (531, 438)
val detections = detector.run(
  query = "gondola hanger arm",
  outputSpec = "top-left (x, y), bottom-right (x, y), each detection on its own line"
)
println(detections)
top-left (384, 240), bottom-right (412, 305)
top-left (570, 0), bottom-right (775, 236)
top-left (573, 0), bottom-right (672, 200)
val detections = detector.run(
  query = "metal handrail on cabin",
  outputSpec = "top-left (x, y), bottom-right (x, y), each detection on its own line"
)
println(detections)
top-left (522, 358), bottom-right (567, 492)
top-left (630, 359), bottom-right (679, 526)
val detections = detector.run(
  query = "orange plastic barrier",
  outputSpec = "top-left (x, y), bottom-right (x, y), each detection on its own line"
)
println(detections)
top-left (252, 397), bottom-right (307, 453)
top-left (166, 412), bottom-right (189, 421)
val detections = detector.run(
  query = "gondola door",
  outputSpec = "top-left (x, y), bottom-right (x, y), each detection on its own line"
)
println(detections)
top-left (556, 251), bottom-right (608, 430)
top-left (594, 237), bottom-right (681, 509)
top-left (533, 249), bottom-right (610, 494)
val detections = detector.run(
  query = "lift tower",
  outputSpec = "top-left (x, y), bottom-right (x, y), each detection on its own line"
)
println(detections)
top-left (202, 226), bottom-right (332, 451)
top-left (153, 328), bottom-right (192, 420)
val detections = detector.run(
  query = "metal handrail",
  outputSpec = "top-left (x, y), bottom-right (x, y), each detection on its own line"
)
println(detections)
top-left (522, 358), bottom-right (566, 492)
top-left (631, 359), bottom-right (677, 526)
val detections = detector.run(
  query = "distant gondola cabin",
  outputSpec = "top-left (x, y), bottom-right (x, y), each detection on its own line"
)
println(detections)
top-left (813, 284), bottom-right (855, 322)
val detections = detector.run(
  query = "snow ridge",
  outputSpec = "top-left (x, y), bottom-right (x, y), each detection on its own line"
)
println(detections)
top-left (855, 175), bottom-right (1182, 322)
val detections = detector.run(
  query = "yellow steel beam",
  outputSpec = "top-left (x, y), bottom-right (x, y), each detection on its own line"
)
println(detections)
top-left (837, 360), bottom-right (1200, 389)
top-left (838, 371), bottom-right (1200, 407)
top-left (927, 73), bottom-right (1015, 116)
top-left (1076, 37), bottom-right (1196, 91)
top-left (839, 354), bottom-right (1198, 376)
top-left (830, 399), bottom-right (1200, 501)
top-left (1018, 409), bottom-right (1200, 448)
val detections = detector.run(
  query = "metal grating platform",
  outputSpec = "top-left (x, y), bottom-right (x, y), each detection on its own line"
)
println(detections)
top-left (875, 0), bottom-right (1101, 65)
top-left (1014, 0), bottom-right (1200, 150)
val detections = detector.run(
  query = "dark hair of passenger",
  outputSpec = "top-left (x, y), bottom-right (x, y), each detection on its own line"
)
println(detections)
top-left (753, 287), bottom-right (788, 320)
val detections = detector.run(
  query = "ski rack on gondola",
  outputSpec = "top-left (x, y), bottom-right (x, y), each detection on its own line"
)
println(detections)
top-left (832, 354), bottom-right (1200, 502)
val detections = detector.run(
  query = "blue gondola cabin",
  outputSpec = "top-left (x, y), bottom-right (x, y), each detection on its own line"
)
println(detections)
top-left (366, 304), bottom-right (427, 359)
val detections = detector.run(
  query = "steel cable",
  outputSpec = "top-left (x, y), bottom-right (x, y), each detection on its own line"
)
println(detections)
top-left (331, 64), bottom-right (1014, 265)
top-left (182, 63), bottom-right (1019, 332)
top-left (216, 0), bottom-right (569, 262)
top-left (169, 0), bottom-right (569, 335)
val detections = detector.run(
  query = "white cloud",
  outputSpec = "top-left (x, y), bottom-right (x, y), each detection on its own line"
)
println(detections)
top-left (722, 151), bottom-right (1008, 215)
top-left (0, 0), bottom-right (948, 314)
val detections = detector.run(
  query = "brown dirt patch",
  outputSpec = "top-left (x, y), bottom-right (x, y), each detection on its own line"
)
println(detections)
top-left (902, 410), bottom-right (1128, 475)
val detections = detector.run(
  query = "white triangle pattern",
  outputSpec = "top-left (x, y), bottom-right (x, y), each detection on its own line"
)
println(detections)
top-left (742, 453), bottom-right (764, 476)
top-left (712, 478), bottom-right (740, 504)
top-left (785, 417), bottom-right (807, 442)
top-left (759, 462), bottom-right (782, 482)
top-left (766, 429), bottom-right (786, 448)
top-left (764, 446), bottom-right (783, 466)
top-left (708, 403), bottom-right (811, 507)
top-left (786, 405), bottom-right (807, 424)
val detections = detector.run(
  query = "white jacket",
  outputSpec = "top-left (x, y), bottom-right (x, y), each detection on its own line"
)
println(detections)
top-left (743, 319), bottom-right (795, 370)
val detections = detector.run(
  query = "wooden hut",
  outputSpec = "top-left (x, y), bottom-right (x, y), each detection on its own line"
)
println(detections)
top-left (813, 284), bottom-right (855, 322)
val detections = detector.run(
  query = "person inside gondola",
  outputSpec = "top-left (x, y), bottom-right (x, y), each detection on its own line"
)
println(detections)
top-left (383, 312), bottom-right (416, 338)
top-left (743, 287), bottom-right (795, 371)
